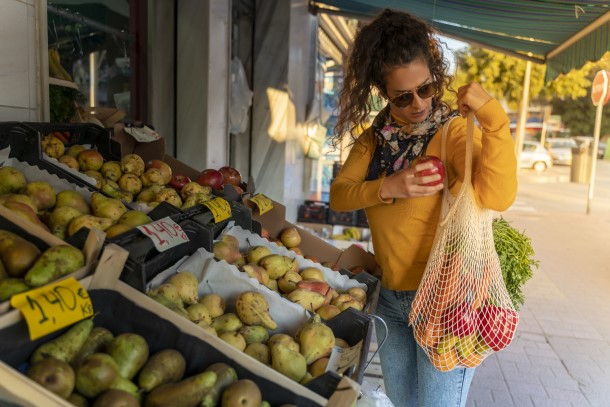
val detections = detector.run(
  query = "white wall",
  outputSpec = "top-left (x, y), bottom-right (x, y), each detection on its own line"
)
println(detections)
top-left (0, 0), bottom-right (45, 121)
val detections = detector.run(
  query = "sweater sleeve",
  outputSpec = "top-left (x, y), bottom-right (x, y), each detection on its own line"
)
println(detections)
top-left (329, 130), bottom-right (392, 212)
top-left (447, 99), bottom-right (518, 211)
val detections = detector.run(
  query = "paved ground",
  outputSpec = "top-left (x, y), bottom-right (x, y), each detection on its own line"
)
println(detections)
top-left (361, 162), bottom-right (610, 407)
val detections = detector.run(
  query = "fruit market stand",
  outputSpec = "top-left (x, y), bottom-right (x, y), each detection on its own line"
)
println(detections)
top-left (0, 121), bottom-right (382, 406)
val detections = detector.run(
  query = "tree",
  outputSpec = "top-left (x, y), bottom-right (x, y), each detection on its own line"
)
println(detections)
top-left (450, 48), bottom-right (610, 138)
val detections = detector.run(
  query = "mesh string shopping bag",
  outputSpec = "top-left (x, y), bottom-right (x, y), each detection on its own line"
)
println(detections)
top-left (409, 113), bottom-right (518, 371)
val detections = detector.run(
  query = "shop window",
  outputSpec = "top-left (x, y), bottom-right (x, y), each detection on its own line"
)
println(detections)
top-left (47, 1), bottom-right (147, 122)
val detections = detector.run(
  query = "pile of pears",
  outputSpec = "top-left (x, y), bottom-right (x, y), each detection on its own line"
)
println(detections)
top-left (147, 270), bottom-right (350, 385)
top-left (0, 166), bottom-right (155, 240)
top-left (212, 234), bottom-right (368, 318)
top-left (23, 317), bottom-right (284, 406)
top-left (0, 229), bottom-right (85, 301)
top-left (42, 134), bottom-right (213, 210)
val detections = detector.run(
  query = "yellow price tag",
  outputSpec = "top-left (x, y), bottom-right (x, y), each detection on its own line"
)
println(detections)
top-left (250, 193), bottom-right (274, 215)
top-left (203, 197), bottom-right (232, 223)
top-left (10, 278), bottom-right (94, 341)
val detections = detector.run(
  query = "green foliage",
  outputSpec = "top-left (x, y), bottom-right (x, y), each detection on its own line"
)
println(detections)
top-left (492, 217), bottom-right (538, 310)
top-left (452, 48), bottom-right (610, 138)
top-left (49, 84), bottom-right (84, 123)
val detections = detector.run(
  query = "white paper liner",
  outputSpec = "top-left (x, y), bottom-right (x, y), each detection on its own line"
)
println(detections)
top-left (147, 248), bottom-right (311, 335)
top-left (221, 225), bottom-right (367, 292)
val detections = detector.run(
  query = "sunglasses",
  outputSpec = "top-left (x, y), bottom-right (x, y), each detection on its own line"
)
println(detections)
top-left (389, 81), bottom-right (438, 108)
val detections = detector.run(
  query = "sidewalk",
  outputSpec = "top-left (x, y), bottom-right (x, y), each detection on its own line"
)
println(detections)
top-left (362, 164), bottom-right (610, 407)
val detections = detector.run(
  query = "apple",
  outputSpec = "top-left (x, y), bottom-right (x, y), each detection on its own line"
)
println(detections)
top-left (197, 169), bottom-right (224, 190)
top-left (168, 174), bottom-right (191, 191)
top-left (146, 159), bottom-right (173, 184)
top-left (477, 304), bottom-right (518, 351)
top-left (410, 155), bottom-right (445, 186)
top-left (218, 166), bottom-right (242, 186)
top-left (444, 302), bottom-right (478, 338)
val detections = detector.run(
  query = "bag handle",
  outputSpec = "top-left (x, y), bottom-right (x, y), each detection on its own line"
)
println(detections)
top-left (439, 112), bottom-right (475, 226)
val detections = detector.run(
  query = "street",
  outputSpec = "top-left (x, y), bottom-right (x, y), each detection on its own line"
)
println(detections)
top-left (466, 159), bottom-right (610, 407)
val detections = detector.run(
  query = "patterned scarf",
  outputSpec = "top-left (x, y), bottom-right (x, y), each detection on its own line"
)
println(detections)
top-left (366, 104), bottom-right (460, 181)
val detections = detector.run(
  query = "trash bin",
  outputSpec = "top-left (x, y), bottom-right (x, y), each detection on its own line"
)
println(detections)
top-left (570, 143), bottom-right (592, 183)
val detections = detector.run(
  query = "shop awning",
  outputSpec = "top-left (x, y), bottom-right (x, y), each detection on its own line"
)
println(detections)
top-left (309, 0), bottom-right (610, 82)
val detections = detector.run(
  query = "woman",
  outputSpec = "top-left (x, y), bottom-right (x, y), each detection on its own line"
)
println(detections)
top-left (329, 9), bottom-right (518, 407)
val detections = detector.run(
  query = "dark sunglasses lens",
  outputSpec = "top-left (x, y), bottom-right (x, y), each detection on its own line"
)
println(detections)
top-left (418, 82), bottom-right (436, 98)
top-left (394, 93), bottom-right (414, 107)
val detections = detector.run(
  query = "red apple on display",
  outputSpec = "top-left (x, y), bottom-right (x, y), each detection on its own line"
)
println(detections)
top-left (197, 169), bottom-right (224, 190)
top-left (146, 159), bottom-right (173, 184)
top-left (218, 166), bottom-right (242, 186)
top-left (410, 155), bottom-right (445, 186)
top-left (168, 174), bottom-right (191, 191)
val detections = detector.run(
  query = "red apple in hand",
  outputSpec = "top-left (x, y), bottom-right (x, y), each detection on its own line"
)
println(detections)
top-left (218, 166), bottom-right (242, 186)
top-left (410, 155), bottom-right (445, 186)
top-left (197, 169), bottom-right (224, 190)
top-left (168, 174), bottom-right (191, 191)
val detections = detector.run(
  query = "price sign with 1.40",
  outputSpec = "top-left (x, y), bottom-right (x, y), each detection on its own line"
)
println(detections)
top-left (137, 217), bottom-right (190, 252)
top-left (10, 278), bottom-right (93, 341)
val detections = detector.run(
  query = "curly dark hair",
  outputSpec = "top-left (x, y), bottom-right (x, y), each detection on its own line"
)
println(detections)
top-left (332, 9), bottom-right (454, 147)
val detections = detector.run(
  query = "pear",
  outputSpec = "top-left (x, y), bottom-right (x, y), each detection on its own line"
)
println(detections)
top-left (120, 154), bottom-right (145, 176)
top-left (211, 313), bottom-right (243, 334)
top-left (186, 303), bottom-right (212, 325)
top-left (213, 241), bottom-right (242, 264)
top-left (118, 210), bottom-right (151, 227)
top-left (155, 187), bottom-right (182, 207)
top-left (246, 246), bottom-right (272, 265)
top-left (0, 278), bottom-right (30, 301)
top-left (105, 223), bottom-right (134, 239)
top-left (100, 161), bottom-right (123, 181)
top-left (179, 182), bottom-right (211, 201)
top-left (199, 293), bottom-right (225, 318)
top-left (58, 155), bottom-right (79, 170)
top-left (241, 263), bottom-right (270, 285)
top-left (77, 149), bottom-right (104, 171)
top-left (278, 271), bottom-right (302, 294)
top-left (271, 343), bottom-right (307, 382)
top-left (25, 245), bottom-right (85, 287)
top-left (239, 325), bottom-right (269, 345)
top-left (107, 333), bottom-right (149, 380)
top-left (66, 144), bottom-right (86, 159)
top-left (21, 181), bottom-right (57, 211)
top-left (140, 168), bottom-right (165, 188)
top-left (91, 193), bottom-right (127, 222)
top-left (287, 288), bottom-right (326, 312)
top-left (181, 192), bottom-right (212, 210)
top-left (55, 190), bottom-right (91, 214)
top-left (219, 331), bottom-right (247, 351)
top-left (31, 318), bottom-right (94, 364)
top-left (48, 206), bottom-right (83, 240)
top-left (0, 166), bottom-right (26, 194)
top-left (244, 343), bottom-right (271, 364)
top-left (138, 349), bottom-right (186, 392)
top-left (0, 230), bottom-right (41, 278)
top-left (221, 379), bottom-right (262, 407)
top-left (268, 334), bottom-right (300, 353)
top-left (1, 193), bottom-right (37, 212)
top-left (167, 272), bottom-right (199, 305)
top-left (26, 356), bottom-right (75, 399)
top-left (93, 389), bottom-right (139, 407)
top-left (298, 314), bottom-right (335, 364)
top-left (258, 254), bottom-right (295, 279)
top-left (75, 353), bottom-right (119, 398)
top-left (68, 214), bottom-right (113, 236)
top-left (235, 291), bottom-right (277, 330)
top-left (72, 327), bottom-right (115, 368)
top-left (150, 283), bottom-right (182, 306)
top-left (118, 173), bottom-right (142, 195)
top-left (136, 185), bottom-right (164, 203)
top-left (3, 201), bottom-right (50, 231)
top-left (144, 371), bottom-right (217, 407)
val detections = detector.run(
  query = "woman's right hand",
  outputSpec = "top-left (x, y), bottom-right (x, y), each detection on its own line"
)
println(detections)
top-left (379, 162), bottom-right (444, 199)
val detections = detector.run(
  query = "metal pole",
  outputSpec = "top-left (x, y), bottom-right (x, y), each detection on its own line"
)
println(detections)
top-left (586, 100), bottom-right (604, 214)
top-left (515, 60), bottom-right (532, 170)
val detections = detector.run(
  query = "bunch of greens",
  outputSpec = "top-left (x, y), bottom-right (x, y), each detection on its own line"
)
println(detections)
top-left (49, 84), bottom-right (84, 123)
top-left (492, 217), bottom-right (538, 310)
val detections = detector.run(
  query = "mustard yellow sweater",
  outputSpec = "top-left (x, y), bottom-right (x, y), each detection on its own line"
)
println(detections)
top-left (330, 99), bottom-right (518, 291)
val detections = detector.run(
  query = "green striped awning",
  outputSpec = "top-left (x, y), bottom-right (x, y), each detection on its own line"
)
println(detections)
top-left (309, 0), bottom-right (610, 82)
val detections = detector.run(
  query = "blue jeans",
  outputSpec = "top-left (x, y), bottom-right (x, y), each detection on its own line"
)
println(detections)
top-left (374, 287), bottom-right (475, 407)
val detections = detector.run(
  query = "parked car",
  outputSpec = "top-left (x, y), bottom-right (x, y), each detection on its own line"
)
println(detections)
top-left (545, 138), bottom-right (577, 165)
top-left (520, 141), bottom-right (552, 171)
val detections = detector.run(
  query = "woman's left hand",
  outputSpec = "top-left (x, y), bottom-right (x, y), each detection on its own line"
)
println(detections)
top-left (456, 83), bottom-right (492, 118)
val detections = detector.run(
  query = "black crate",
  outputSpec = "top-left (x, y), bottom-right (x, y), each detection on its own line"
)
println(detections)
top-left (183, 199), bottom-right (253, 240)
top-left (356, 208), bottom-right (369, 228)
top-left (0, 289), bottom-right (324, 406)
top-left (327, 209), bottom-right (356, 226)
top-left (106, 205), bottom-right (212, 293)
top-left (297, 201), bottom-right (329, 224)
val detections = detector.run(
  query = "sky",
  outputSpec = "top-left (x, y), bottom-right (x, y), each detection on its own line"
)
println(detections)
top-left (439, 36), bottom-right (469, 73)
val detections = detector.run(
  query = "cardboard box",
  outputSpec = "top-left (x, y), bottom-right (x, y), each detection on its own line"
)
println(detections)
top-left (0, 245), bottom-right (343, 406)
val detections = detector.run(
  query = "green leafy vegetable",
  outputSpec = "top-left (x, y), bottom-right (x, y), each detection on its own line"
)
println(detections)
top-left (492, 217), bottom-right (538, 310)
